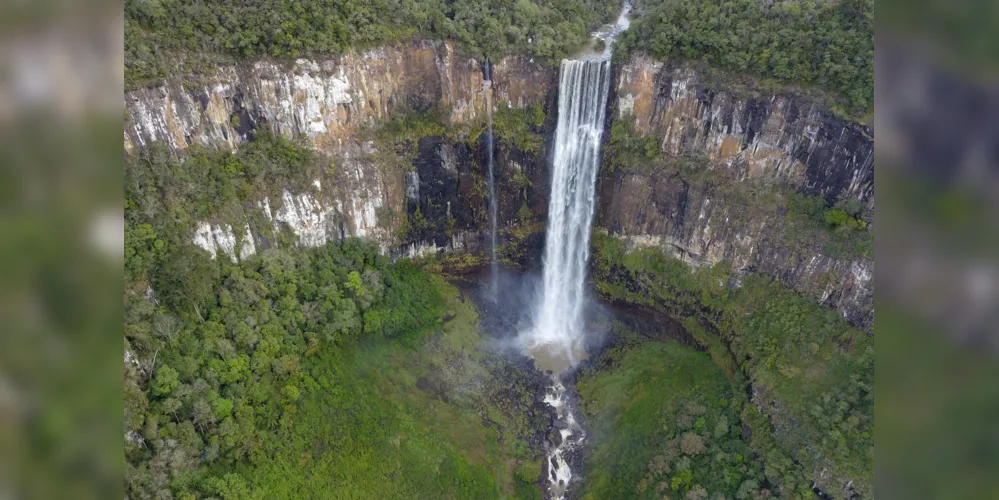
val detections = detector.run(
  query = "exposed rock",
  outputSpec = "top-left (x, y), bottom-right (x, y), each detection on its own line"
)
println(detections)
top-left (192, 222), bottom-right (256, 263)
top-left (125, 47), bottom-right (874, 327)
top-left (125, 39), bottom-right (554, 258)
top-left (615, 57), bottom-right (873, 203)
top-left (548, 428), bottom-right (563, 447)
top-left (124, 40), bottom-right (552, 155)
top-left (599, 57), bottom-right (875, 330)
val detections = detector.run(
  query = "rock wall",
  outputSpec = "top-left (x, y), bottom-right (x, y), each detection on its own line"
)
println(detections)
top-left (599, 57), bottom-right (874, 329)
top-left (125, 39), bottom-right (551, 154)
top-left (124, 39), bottom-right (555, 259)
top-left (124, 46), bottom-right (874, 328)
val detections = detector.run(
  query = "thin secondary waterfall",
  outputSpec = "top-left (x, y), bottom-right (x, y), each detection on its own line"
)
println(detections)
top-left (483, 59), bottom-right (499, 297)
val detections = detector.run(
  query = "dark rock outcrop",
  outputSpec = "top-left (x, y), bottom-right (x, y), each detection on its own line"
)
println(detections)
top-left (599, 57), bottom-right (874, 330)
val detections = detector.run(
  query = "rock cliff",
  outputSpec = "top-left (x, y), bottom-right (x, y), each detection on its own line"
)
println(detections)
top-left (598, 57), bottom-right (874, 329)
top-left (124, 39), bottom-right (555, 258)
top-left (123, 47), bottom-right (873, 328)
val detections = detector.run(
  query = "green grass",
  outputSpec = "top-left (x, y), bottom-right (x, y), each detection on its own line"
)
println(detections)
top-left (125, 234), bottom-right (544, 498)
top-left (589, 234), bottom-right (873, 498)
top-left (577, 334), bottom-right (773, 499)
top-left (237, 285), bottom-right (541, 499)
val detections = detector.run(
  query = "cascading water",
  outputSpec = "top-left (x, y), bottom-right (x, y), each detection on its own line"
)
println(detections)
top-left (530, 56), bottom-right (611, 500)
top-left (519, 4), bottom-right (630, 498)
top-left (528, 59), bottom-right (611, 368)
top-left (483, 59), bottom-right (499, 298)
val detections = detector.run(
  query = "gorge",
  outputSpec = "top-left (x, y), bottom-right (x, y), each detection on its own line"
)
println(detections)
top-left (124, 41), bottom-right (872, 331)
top-left (124, 3), bottom-right (873, 498)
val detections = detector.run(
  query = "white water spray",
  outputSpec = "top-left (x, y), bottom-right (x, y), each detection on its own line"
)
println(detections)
top-left (526, 59), bottom-right (612, 367)
top-left (520, 5), bottom-right (630, 498)
top-left (531, 55), bottom-right (611, 500)
top-left (543, 379), bottom-right (583, 499)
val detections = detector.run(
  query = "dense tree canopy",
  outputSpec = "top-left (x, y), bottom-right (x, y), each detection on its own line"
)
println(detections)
top-left (590, 234), bottom-right (874, 496)
top-left (619, 0), bottom-right (874, 114)
top-left (125, 237), bottom-right (461, 498)
top-left (125, 0), bottom-right (618, 87)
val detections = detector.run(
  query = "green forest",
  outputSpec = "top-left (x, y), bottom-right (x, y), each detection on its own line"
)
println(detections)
top-left (620, 0), bottom-right (873, 114)
top-left (124, 234), bottom-right (551, 498)
top-left (589, 233), bottom-right (874, 497)
top-left (123, 131), bottom-right (550, 497)
top-left (124, 0), bottom-right (617, 87)
top-left (125, 0), bottom-right (873, 113)
top-left (122, 1), bottom-right (875, 494)
top-left (578, 335), bottom-right (779, 499)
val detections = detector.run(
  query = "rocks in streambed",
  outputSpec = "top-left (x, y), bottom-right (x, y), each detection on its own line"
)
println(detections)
top-left (547, 428), bottom-right (563, 447)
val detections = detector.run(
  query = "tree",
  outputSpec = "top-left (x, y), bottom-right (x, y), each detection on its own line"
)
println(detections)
top-left (155, 244), bottom-right (219, 316)
top-left (203, 473), bottom-right (260, 500)
top-left (680, 432), bottom-right (707, 455)
top-left (151, 365), bottom-right (179, 397)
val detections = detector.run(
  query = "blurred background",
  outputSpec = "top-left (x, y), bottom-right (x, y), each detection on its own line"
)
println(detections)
top-left (0, 0), bottom-right (996, 498)
top-left (877, 0), bottom-right (999, 498)
top-left (0, 0), bottom-right (122, 497)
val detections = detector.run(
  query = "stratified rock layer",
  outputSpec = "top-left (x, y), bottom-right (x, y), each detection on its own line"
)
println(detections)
top-left (599, 57), bottom-right (874, 329)
top-left (124, 48), bottom-right (873, 329)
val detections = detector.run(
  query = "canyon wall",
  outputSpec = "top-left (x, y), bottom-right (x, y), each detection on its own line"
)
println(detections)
top-left (598, 57), bottom-right (874, 329)
top-left (125, 39), bottom-right (555, 259)
top-left (124, 47), bottom-right (873, 328)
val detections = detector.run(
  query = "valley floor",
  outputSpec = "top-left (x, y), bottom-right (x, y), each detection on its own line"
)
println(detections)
top-left (232, 284), bottom-right (548, 499)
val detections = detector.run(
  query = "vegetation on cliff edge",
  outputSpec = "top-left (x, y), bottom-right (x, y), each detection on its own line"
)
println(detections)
top-left (125, 0), bottom-right (617, 87)
top-left (125, 133), bottom-right (324, 282)
top-left (619, 0), bottom-right (874, 115)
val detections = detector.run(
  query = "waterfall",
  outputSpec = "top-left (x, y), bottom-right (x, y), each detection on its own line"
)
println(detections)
top-left (514, 7), bottom-right (626, 498)
top-left (526, 59), bottom-right (612, 368)
top-left (526, 58), bottom-right (611, 500)
top-left (484, 59), bottom-right (499, 298)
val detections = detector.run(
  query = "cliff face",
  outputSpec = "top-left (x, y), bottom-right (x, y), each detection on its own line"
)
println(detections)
top-left (125, 40), bottom-right (550, 154)
top-left (124, 39), bottom-right (555, 258)
top-left (599, 57), bottom-right (874, 329)
top-left (124, 47), bottom-right (873, 328)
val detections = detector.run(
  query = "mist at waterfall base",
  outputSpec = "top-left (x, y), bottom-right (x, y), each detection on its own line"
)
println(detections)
top-left (473, 9), bottom-right (624, 499)
top-left (519, 59), bottom-right (612, 375)
top-left (460, 57), bottom-right (615, 500)
top-left (468, 266), bottom-right (611, 361)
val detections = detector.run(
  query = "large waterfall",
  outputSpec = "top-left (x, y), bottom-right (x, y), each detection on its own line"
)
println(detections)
top-left (517, 6), bottom-right (627, 498)
top-left (527, 58), bottom-right (612, 500)
top-left (526, 59), bottom-right (612, 369)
